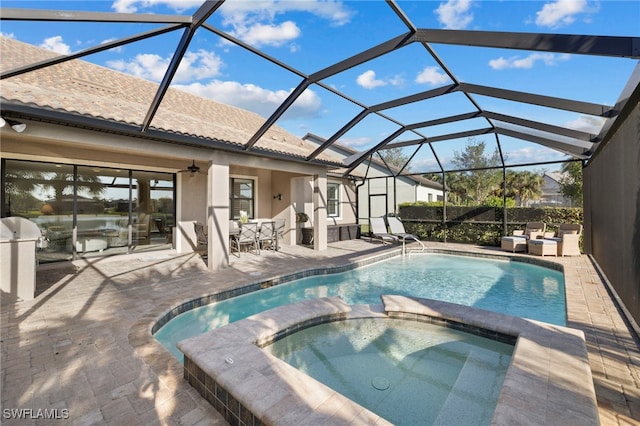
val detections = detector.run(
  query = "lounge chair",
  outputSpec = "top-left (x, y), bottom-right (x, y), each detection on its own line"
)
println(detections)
top-left (369, 217), bottom-right (398, 245)
top-left (386, 216), bottom-right (425, 252)
top-left (545, 223), bottom-right (582, 256)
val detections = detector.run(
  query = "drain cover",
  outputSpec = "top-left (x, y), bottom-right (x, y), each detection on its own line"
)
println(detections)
top-left (371, 376), bottom-right (390, 390)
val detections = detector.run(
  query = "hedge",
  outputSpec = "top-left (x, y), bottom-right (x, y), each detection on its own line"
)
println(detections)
top-left (397, 205), bottom-right (583, 247)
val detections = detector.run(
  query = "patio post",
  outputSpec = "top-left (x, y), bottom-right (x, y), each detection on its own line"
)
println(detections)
top-left (313, 173), bottom-right (327, 250)
top-left (207, 157), bottom-right (230, 270)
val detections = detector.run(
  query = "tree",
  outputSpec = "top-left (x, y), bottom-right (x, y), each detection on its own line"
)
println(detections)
top-left (378, 147), bottom-right (410, 171)
top-left (41, 172), bottom-right (105, 214)
top-left (505, 170), bottom-right (543, 206)
top-left (560, 161), bottom-right (583, 207)
top-left (450, 138), bottom-right (502, 205)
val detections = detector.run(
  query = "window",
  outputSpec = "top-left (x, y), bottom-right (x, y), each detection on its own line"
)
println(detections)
top-left (230, 177), bottom-right (255, 220)
top-left (327, 182), bottom-right (340, 217)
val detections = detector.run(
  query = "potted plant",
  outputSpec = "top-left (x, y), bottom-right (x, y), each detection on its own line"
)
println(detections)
top-left (296, 212), bottom-right (313, 244)
top-left (239, 210), bottom-right (248, 224)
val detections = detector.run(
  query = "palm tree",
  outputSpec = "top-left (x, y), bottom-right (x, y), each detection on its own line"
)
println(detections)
top-left (42, 172), bottom-right (105, 213)
top-left (505, 171), bottom-right (543, 206)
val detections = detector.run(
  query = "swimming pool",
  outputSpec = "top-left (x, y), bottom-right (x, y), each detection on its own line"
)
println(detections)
top-left (263, 317), bottom-right (513, 426)
top-left (155, 253), bottom-right (565, 360)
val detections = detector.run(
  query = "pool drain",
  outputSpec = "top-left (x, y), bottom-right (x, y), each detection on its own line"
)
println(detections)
top-left (371, 376), bottom-right (390, 390)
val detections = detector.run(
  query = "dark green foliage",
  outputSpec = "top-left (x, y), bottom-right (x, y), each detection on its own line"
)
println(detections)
top-left (398, 204), bottom-right (583, 246)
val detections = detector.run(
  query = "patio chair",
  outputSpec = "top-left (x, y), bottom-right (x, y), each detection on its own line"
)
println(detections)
top-left (231, 222), bottom-right (259, 256)
top-left (386, 216), bottom-right (425, 252)
top-left (257, 221), bottom-right (276, 251)
top-left (546, 223), bottom-right (583, 256)
top-left (274, 218), bottom-right (285, 251)
top-left (519, 222), bottom-right (546, 240)
top-left (369, 217), bottom-right (398, 245)
top-left (501, 222), bottom-right (545, 253)
top-left (193, 222), bottom-right (208, 255)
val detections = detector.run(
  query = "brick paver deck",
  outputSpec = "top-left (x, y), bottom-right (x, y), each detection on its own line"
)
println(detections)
top-left (1, 240), bottom-right (638, 425)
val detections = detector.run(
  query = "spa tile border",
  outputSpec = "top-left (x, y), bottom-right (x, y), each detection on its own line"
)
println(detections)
top-left (178, 297), bottom-right (392, 426)
top-left (178, 295), bottom-right (598, 426)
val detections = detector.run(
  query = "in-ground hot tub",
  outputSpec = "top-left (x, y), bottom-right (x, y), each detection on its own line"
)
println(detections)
top-left (177, 296), bottom-right (598, 426)
top-left (263, 316), bottom-right (513, 425)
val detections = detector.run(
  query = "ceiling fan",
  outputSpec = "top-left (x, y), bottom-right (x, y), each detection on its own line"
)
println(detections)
top-left (179, 160), bottom-right (204, 176)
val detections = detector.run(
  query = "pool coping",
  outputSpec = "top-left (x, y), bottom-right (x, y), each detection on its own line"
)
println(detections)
top-left (177, 295), bottom-right (599, 425)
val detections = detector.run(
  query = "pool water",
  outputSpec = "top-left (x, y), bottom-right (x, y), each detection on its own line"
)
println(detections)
top-left (263, 318), bottom-right (513, 426)
top-left (155, 253), bottom-right (565, 360)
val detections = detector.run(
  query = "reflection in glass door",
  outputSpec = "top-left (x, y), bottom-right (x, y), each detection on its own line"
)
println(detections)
top-left (132, 170), bottom-right (174, 251)
top-left (76, 166), bottom-right (131, 256)
top-left (2, 159), bottom-right (175, 263)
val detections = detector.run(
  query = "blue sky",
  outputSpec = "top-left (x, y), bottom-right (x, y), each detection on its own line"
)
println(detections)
top-left (2, 0), bottom-right (639, 173)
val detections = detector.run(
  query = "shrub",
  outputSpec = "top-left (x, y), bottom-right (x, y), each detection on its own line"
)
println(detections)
top-left (398, 204), bottom-right (583, 246)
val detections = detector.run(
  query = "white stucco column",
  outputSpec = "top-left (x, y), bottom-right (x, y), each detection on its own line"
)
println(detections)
top-left (313, 173), bottom-right (327, 250)
top-left (207, 157), bottom-right (230, 271)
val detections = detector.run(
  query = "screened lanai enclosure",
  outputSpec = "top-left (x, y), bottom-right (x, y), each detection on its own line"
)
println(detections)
top-left (1, 2), bottom-right (639, 323)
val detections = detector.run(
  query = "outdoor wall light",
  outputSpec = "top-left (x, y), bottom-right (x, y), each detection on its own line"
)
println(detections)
top-left (1, 118), bottom-right (27, 133)
top-left (273, 194), bottom-right (282, 200)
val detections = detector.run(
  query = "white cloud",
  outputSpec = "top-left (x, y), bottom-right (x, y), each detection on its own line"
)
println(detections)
top-left (101, 38), bottom-right (123, 53)
top-left (174, 80), bottom-right (322, 119)
top-left (111, 0), bottom-right (202, 13)
top-left (219, 1), bottom-right (353, 48)
top-left (231, 20), bottom-right (301, 47)
top-left (356, 70), bottom-right (387, 89)
top-left (338, 136), bottom-right (373, 148)
top-left (1, 32), bottom-right (16, 39)
top-left (220, 1), bottom-right (353, 27)
top-left (106, 49), bottom-right (223, 83)
top-left (410, 157), bottom-right (440, 171)
top-left (356, 70), bottom-right (404, 90)
top-left (415, 66), bottom-right (451, 85)
top-left (564, 115), bottom-right (604, 134)
top-left (114, 1), bottom-right (353, 48)
top-left (489, 53), bottom-right (570, 69)
top-left (502, 146), bottom-right (563, 164)
top-left (39, 36), bottom-right (71, 55)
top-left (435, 0), bottom-right (474, 29)
top-left (535, 0), bottom-right (588, 28)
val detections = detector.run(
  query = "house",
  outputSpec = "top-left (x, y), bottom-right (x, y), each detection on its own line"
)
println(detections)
top-left (303, 133), bottom-right (444, 220)
top-left (0, 36), bottom-right (355, 272)
top-left (536, 171), bottom-right (573, 207)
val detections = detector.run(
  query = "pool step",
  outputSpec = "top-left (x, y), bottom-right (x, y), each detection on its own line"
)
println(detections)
top-left (433, 350), bottom-right (507, 425)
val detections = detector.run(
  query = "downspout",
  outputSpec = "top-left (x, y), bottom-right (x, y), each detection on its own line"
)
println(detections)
top-left (355, 178), bottom-right (365, 227)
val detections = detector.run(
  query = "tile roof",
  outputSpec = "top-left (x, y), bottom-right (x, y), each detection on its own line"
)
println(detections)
top-left (0, 36), bottom-right (343, 165)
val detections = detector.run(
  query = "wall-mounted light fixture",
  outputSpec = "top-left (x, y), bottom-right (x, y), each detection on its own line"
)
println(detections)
top-left (1, 117), bottom-right (27, 133)
top-left (273, 194), bottom-right (282, 201)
